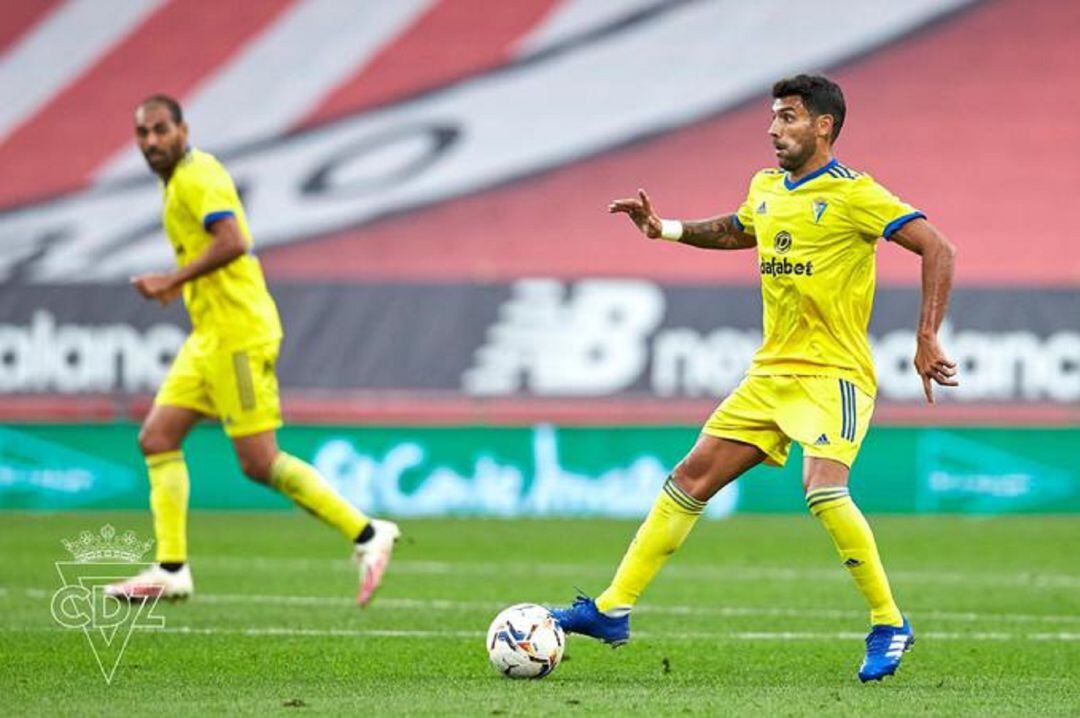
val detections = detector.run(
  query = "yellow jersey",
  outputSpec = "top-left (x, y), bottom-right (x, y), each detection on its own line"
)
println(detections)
top-left (733, 158), bottom-right (923, 397)
top-left (161, 148), bottom-right (282, 346)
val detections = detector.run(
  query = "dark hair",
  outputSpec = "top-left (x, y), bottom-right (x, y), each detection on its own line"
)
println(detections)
top-left (139, 94), bottom-right (183, 123)
top-left (771, 74), bottom-right (845, 143)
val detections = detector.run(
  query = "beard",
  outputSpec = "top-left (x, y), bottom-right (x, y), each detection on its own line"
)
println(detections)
top-left (143, 144), bottom-right (182, 174)
top-left (777, 141), bottom-right (815, 172)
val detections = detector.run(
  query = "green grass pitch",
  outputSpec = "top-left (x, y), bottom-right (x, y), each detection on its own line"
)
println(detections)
top-left (2, 512), bottom-right (1078, 716)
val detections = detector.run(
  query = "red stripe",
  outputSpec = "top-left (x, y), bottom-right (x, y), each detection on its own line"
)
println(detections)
top-left (0, 0), bottom-right (298, 210)
top-left (0, 0), bottom-right (61, 54)
top-left (301, 0), bottom-right (561, 126)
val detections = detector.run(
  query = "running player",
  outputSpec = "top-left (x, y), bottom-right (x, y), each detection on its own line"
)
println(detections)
top-left (552, 75), bottom-right (958, 682)
top-left (106, 95), bottom-right (399, 606)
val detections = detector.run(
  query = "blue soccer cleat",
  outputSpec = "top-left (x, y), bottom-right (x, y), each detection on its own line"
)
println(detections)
top-left (859, 617), bottom-right (915, 682)
top-left (549, 595), bottom-right (630, 647)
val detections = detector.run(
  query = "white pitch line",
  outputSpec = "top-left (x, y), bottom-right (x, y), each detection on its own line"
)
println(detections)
top-left (194, 593), bottom-right (1080, 626)
top-left (6, 587), bottom-right (1079, 626)
top-left (196, 557), bottom-right (1080, 590)
top-left (5, 624), bottom-right (1080, 642)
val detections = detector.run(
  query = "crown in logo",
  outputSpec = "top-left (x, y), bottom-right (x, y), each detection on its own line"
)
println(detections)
top-left (61, 524), bottom-right (153, 563)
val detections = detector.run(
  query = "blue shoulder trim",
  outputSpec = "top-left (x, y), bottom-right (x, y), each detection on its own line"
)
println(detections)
top-left (882, 211), bottom-right (926, 240)
top-left (784, 158), bottom-right (839, 190)
top-left (731, 213), bottom-right (745, 231)
top-left (203, 210), bottom-right (235, 230)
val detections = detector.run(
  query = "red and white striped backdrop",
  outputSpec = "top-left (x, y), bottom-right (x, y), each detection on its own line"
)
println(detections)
top-left (0, 0), bottom-right (1075, 286)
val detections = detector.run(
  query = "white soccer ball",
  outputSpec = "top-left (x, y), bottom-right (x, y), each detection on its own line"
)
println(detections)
top-left (486, 603), bottom-right (565, 679)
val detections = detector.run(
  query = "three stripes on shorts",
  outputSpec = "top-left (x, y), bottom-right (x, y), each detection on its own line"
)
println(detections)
top-left (838, 379), bottom-right (857, 442)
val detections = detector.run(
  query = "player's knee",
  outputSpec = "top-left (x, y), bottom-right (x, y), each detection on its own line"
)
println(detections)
top-left (802, 457), bottom-right (849, 493)
top-left (138, 426), bottom-right (178, 456)
top-left (673, 450), bottom-right (710, 484)
top-left (670, 460), bottom-right (712, 501)
top-left (237, 452), bottom-right (274, 484)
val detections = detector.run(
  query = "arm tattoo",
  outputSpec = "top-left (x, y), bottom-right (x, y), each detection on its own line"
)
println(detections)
top-left (678, 214), bottom-right (756, 250)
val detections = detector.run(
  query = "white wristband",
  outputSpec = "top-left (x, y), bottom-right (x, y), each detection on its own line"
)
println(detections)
top-left (659, 219), bottom-right (683, 241)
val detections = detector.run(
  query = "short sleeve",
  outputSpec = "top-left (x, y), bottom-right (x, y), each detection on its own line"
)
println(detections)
top-left (179, 159), bottom-right (241, 231)
top-left (847, 175), bottom-right (924, 240)
top-left (732, 174), bottom-right (759, 235)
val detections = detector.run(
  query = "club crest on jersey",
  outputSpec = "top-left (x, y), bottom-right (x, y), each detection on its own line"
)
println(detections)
top-left (773, 230), bottom-right (792, 254)
top-left (812, 198), bottom-right (828, 223)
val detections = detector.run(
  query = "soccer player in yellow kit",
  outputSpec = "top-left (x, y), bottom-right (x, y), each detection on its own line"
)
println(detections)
top-left (552, 75), bottom-right (958, 682)
top-left (106, 95), bottom-right (399, 606)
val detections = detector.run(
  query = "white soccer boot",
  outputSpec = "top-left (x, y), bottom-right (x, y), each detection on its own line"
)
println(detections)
top-left (354, 519), bottom-right (401, 607)
top-left (104, 563), bottom-right (194, 602)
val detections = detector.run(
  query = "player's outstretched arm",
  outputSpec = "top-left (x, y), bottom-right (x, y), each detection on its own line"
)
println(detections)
top-left (889, 218), bottom-right (959, 404)
top-left (608, 189), bottom-right (755, 250)
top-left (130, 215), bottom-right (247, 305)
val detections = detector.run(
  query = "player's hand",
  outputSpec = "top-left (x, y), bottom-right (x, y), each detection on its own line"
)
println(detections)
top-left (131, 273), bottom-right (182, 305)
top-left (913, 334), bottom-right (959, 404)
top-left (608, 189), bottom-right (663, 239)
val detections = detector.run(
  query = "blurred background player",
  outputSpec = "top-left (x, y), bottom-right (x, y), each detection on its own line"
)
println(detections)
top-left (552, 75), bottom-right (958, 682)
top-left (105, 95), bottom-right (399, 606)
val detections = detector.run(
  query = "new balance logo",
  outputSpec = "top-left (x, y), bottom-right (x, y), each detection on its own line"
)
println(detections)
top-left (843, 557), bottom-right (863, 568)
top-left (814, 433), bottom-right (830, 445)
top-left (463, 279), bottom-right (665, 396)
top-left (756, 201), bottom-right (767, 214)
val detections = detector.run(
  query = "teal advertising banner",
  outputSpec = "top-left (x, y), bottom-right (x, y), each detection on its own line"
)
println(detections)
top-left (0, 423), bottom-right (1077, 515)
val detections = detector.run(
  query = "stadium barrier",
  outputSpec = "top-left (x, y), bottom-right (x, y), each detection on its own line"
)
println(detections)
top-left (0, 282), bottom-right (1076, 404)
top-left (1, 423), bottom-right (1076, 515)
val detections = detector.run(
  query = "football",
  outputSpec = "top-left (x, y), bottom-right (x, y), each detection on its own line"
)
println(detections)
top-left (486, 603), bottom-right (565, 679)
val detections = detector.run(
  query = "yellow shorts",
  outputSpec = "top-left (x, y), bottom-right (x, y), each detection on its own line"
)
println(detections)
top-left (702, 375), bottom-right (874, 468)
top-left (155, 335), bottom-right (283, 438)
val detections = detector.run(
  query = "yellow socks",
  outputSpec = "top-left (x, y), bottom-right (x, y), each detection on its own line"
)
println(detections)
top-left (269, 452), bottom-right (370, 541)
top-left (595, 477), bottom-right (705, 615)
top-left (147, 451), bottom-right (189, 564)
top-left (807, 486), bottom-right (903, 627)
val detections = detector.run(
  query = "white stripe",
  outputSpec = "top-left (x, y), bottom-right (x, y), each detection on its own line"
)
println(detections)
top-left (6, 624), bottom-right (1079, 643)
top-left (843, 381), bottom-right (855, 440)
top-left (848, 382), bottom-right (857, 440)
top-left (5, 587), bottom-right (1078, 625)
top-left (514, 0), bottom-right (665, 55)
top-left (186, 556), bottom-right (1080, 590)
top-left (839, 380), bottom-right (849, 440)
top-left (0, 0), bottom-right (166, 143)
top-left (842, 381), bottom-right (850, 440)
top-left (96, 0), bottom-right (438, 180)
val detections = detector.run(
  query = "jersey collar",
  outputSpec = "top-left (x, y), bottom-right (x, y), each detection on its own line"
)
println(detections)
top-left (784, 157), bottom-right (838, 191)
top-left (162, 146), bottom-right (194, 187)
